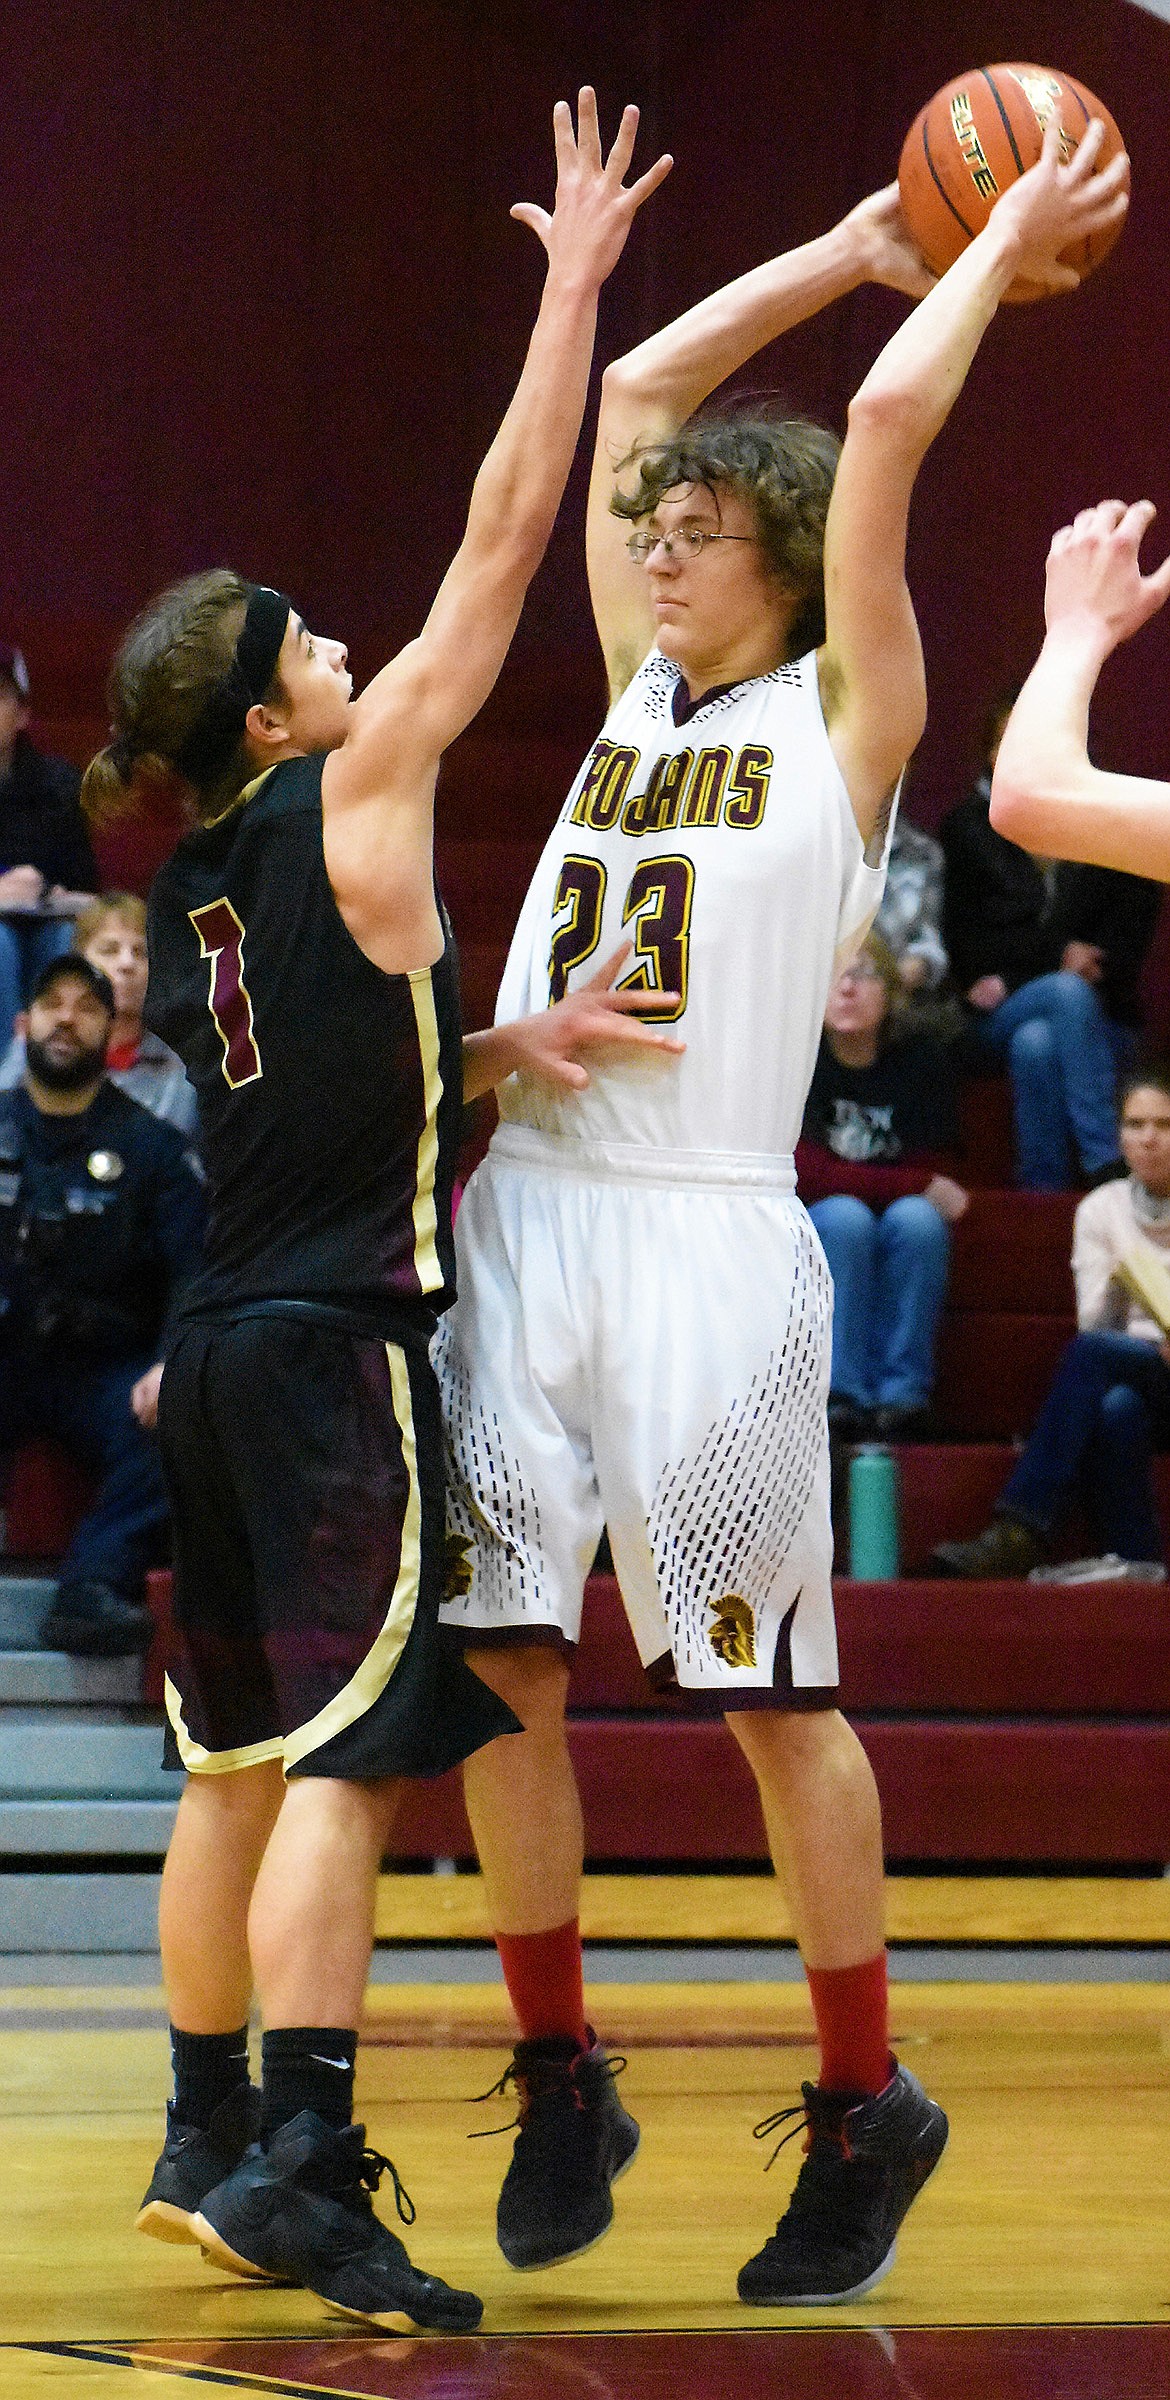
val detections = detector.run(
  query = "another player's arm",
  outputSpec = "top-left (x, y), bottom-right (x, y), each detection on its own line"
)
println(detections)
top-left (462, 944), bottom-right (684, 1103)
top-left (587, 187), bottom-right (936, 703)
top-left (820, 118), bottom-right (1130, 845)
top-left (322, 93), bottom-right (671, 961)
top-left (990, 500), bottom-right (1170, 877)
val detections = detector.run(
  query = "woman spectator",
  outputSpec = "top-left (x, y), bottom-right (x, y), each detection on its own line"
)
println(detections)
top-left (940, 694), bottom-right (1162, 1190)
top-left (0, 894), bottom-right (197, 1134)
top-left (931, 1069), bottom-right (1170, 1579)
top-left (798, 933), bottom-right (970, 1437)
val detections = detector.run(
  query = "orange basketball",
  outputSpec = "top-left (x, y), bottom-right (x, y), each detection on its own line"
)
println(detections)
top-left (898, 64), bottom-right (1127, 302)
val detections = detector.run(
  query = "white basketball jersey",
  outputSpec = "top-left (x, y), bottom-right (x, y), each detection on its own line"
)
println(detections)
top-left (494, 648), bottom-right (893, 1159)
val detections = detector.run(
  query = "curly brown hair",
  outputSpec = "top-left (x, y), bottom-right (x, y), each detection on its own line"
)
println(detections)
top-left (610, 407), bottom-right (841, 657)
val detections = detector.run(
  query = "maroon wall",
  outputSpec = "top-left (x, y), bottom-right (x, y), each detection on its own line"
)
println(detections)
top-left (2, 0), bottom-right (1168, 839)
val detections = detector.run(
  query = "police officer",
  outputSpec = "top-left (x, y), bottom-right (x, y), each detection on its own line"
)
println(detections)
top-left (0, 953), bottom-right (205, 1655)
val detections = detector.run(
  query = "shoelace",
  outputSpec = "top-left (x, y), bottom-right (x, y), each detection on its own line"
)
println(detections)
top-left (751, 2100), bottom-right (814, 2172)
top-left (468, 2051), bottom-right (628, 2139)
top-left (354, 2143), bottom-right (416, 2226)
top-left (752, 2093), bottom-right (856, 2173)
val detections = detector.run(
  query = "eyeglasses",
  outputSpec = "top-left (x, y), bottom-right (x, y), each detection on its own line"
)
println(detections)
top-left (836, 961), bottom-right (882, 986)
top-left (625, 526), bottom-right (755, 566)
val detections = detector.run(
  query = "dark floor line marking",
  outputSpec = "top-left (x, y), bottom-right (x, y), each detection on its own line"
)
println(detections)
top-left (11, 2344), bottom-right (358, 2399)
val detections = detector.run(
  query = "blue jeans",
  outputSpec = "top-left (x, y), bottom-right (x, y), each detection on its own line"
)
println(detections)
top-left (973, 971), bottom-right (1123, 1189)
top-left (808, 1193), bottom-right (951, 1412)
top-left (0, 916), bottom-right (74, 1038)
top-left (0, 1349), bottom-right (170, 1599)
top-left (1001, 1328), bottom-right (1170, 1562)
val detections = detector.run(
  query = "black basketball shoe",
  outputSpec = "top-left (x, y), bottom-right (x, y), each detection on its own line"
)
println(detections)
top-left (191, 2109), bottom-right (482, 2332)
top-left (737, 2062), bottom-right (948, 2306)
top-left (476, 2033), bottom-right (640, 2270)
top-left (136, 2084), bottom-right (261, 2246)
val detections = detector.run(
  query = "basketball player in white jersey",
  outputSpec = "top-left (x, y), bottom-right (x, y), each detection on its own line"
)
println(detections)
top-left (991, 498), bottom-right (1170, 873)
top-left (437, 122), bottom-right (1128, 2303)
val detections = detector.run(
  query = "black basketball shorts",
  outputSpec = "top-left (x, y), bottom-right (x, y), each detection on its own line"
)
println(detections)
top-left (156, 1310), bottom-right (515, 1781)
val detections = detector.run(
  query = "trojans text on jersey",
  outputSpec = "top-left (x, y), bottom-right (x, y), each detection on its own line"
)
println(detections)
top-left (569, 738), bottom-right (772, 838)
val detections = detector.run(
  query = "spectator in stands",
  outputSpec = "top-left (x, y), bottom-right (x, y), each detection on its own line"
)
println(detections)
top-left (941, 693), bottom-right (1162, 1191)
top-left (0, 642), bottom-right (99, 1036)
top-left (0, 895), bottom-right (197, 1135)
top-left (873, 806), bottom-right (948, 996)
top-left (0, 954), bottom-right (205, 1656)
top-left (931, 1069), bottom-right (1170, 1580)
top-left (798, 933), bottom-right (970, 1438)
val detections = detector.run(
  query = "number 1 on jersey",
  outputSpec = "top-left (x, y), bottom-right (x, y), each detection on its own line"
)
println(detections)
top-left (189, 898), bottom-right (263, 1088)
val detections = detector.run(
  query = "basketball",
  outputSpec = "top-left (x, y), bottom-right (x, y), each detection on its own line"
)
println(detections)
top-left (898, 64), bottom-right (1127, 301)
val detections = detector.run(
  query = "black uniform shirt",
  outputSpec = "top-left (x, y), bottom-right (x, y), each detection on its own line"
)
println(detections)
top-left (145, 754), bottom-right (463, 1334)
top-left (0, 1081), bottom-right (205, 1359)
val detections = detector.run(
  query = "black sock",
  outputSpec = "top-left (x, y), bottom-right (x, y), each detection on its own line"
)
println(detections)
top-left (170, 2025), bottom-right (251, 2131)
top-left (261, 2027), bottom-right (357, 2137)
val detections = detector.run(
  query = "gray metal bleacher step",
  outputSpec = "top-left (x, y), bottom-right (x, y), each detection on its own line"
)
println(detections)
top-left (0, 1797), bottom-right (175, 1852)
top-left (0, 1871), bottom-right (162, 1952)
top-left (0, 1718), bottom-right (170, 1798)
top-left (0, 1574), bottom-right (56, 1650)
top-left (0, 1651), bottom-right (144, 1705)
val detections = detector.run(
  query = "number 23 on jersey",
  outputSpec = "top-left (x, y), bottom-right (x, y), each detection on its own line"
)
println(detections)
top-left (548, 855), bottom-right (694, 1021)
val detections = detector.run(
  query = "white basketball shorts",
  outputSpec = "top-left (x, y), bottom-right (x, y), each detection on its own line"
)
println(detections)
top-left (434, 1127), bottom-right (839, 1700)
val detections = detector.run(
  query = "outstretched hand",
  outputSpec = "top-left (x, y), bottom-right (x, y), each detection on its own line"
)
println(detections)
top-left (511, 87), bottom-right (672, 288)
top-left (506, 944), bottom-right (686, 1091)
top-left (1045, 499), bottom-right (1170, 660)
top-left (846, 184), bottom-right (936, 299)
top-left (993, 114), bottom-right (1129, 294)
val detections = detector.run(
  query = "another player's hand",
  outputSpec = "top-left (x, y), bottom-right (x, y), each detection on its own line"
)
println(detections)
top-left (131, 1362), bottom-right (164, 1430)
top-left (1044, 500), bottom-right (1170, 660)
top-left (846, 184), bottom-right (935, 299)
top-left (991, 114), bottom-right (1129, 294)
top-left (506, 944), bottom-right (686, 1091)
top-left (510, 88), bottom-right (672, 289)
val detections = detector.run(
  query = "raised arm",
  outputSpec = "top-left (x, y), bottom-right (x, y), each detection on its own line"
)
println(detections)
top-left (990, 500), bottom-right (1170, 877)
top-left (322, 92), bottom-right (670, 961)
top-left (586, 188), bottom-right (935, 701)
top-left (821, 119), bottom-right (1130, 841)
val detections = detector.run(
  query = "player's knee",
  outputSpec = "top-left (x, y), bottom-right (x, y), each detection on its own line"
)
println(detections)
top-left (464, 1640), bottom-right (570, 1736)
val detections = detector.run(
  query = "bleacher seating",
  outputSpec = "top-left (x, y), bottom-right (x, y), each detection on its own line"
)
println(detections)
top-left (3, 625), bottom-right (1170, 1898)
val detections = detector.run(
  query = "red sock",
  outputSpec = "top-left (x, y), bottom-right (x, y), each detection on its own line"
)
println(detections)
top-left (805, 1955), bottom-right (892, 2096)
top-left (495, 1918), bottom-right (588, 2049)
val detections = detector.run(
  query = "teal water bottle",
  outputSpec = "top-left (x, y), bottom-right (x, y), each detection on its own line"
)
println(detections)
top-left (848, 1445), bottom-right (900, 1579)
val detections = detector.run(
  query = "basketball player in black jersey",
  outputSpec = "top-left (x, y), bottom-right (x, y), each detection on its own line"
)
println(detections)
top-left (83, 95), bottom-right (673, 2333)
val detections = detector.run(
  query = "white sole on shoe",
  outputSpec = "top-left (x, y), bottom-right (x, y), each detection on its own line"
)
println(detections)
top-left (740, 2237), bottom-right (897, 2308)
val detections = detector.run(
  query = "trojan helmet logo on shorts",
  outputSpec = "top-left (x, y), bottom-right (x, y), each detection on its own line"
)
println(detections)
top-left (442, 1530), bottom-right (475, 1603)
top-left (708, 1594), bottom-right (757, 1669)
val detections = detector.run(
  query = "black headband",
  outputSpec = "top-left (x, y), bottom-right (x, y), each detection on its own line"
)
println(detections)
top-left (174, 584), bottom-right (292, 788)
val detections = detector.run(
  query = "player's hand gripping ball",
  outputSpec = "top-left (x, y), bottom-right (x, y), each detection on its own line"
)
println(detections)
top-left (898, 64), bottom-right (1127, 300)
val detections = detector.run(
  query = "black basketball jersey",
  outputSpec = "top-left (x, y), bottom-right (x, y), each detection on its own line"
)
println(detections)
top-left (145, 754), bottom-right (462, 1330)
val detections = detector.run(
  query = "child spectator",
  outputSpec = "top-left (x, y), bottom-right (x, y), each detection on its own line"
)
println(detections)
top-left (0, 642), bottom-right (99, 1034)
top-left (931, 1070), bottom-right (1170, 1579)
top-left (798, 934), bottom-right (970, 1437)
top-left (0, 894), bottom-right (196, 1134)
top-left (941, 694), bottom-right (1162, 1190)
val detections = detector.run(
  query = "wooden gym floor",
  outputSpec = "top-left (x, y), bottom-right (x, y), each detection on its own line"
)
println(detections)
top-left (3, 1879), bottom-right (1170, 2399)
